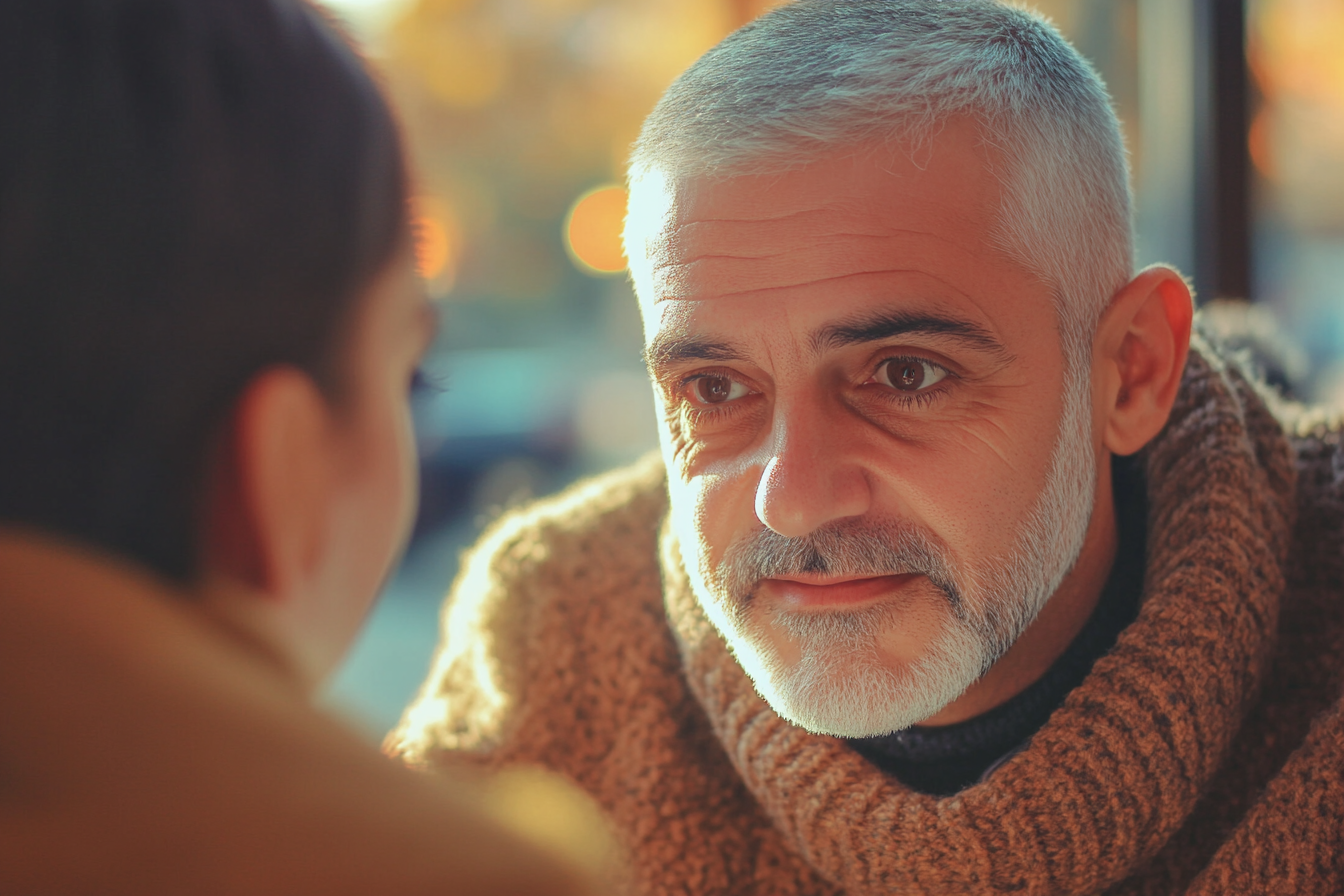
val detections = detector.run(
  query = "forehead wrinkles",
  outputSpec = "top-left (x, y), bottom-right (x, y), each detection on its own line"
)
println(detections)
top-left (637, 137), bottom-right (1005, 304)
top-left (650, 207), bottom-right (842, 301)
top-left (651, 212), bottom-right (975, 303)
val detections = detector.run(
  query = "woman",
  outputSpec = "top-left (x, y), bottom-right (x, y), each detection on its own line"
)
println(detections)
top-left (0, 1), bottom-right (610, 892)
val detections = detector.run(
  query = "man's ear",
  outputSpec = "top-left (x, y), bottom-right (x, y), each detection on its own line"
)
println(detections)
top-left (1094, 265), bottom-right (1194, 457)
top-left (201, 367), bottom-right (338, 598)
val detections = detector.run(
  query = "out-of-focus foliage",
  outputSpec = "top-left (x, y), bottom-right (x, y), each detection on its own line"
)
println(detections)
top-left (381, 0), bottom-right (783, 324)
top-left (1249, 0), bottom-right (1344, 231)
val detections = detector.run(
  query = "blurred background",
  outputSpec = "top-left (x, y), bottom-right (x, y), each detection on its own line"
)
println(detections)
top-left (320, 0), bottom-right (1344, 734)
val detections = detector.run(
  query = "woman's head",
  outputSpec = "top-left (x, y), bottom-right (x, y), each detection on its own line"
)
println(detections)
top-left (0, 0), bottom-right (413, 583)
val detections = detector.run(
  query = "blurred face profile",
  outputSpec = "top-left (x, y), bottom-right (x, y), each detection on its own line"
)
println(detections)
top-left (308, 249), bottom-right (438, 679)
top-left (633, 120), bottom-right (1100, 737)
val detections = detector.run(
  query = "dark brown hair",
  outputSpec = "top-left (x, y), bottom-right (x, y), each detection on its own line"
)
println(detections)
top-left (0, 0), bottom-right (410, 580)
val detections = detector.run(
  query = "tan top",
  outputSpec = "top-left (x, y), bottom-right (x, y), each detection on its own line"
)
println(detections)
top-left (0, 532), bottom-right (612, 895)
top-left (389, 341), bottom-right (1344, 895)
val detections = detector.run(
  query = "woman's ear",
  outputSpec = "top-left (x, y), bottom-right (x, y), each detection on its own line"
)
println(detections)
top-left (1094, 265), bottom-right (1194, 457)
top-left (200, 367), bottom-right (338, 599)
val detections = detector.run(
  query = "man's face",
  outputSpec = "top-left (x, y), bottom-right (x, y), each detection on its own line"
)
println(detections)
top-left (633, 120), bottom-right (1100, 736)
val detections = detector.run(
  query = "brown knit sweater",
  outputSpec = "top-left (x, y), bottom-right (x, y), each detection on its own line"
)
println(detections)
top-left (0, 534), bottom-right (613, 896)
top-left (388, 342), bottom-right (1344, 895)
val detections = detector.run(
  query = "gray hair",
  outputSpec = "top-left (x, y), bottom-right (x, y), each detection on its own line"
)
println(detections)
top-left (625, 0), bottom-right (1134, 367)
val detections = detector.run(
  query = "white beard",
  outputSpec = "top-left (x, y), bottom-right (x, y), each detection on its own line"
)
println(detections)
top-left (675, 366), bottom-right (1098, 737)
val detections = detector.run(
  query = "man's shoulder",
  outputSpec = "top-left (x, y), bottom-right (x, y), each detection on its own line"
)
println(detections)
top-left (1182, 334), bottom-right (1342, 549)
top-left (1277, 398), bottom-right (1344, 554)
top-left (1287, 405), bottom-right (1344, 480)
top-left (388, 454), bottom-right (673, 764)
top-left (460, 451), bottom-right (669, 600)
top-left (1276, 403), bottom-right (1344, 629)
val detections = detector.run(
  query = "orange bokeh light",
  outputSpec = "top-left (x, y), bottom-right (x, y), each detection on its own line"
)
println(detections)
top-left (415, 215), bottom-right (450, 280)
top-left (1249, 108), bottom-right (1278, 181)
top-left (413, 196), bottom-right (462, 291)
top-left (564, 185), bottom-right (628, 275)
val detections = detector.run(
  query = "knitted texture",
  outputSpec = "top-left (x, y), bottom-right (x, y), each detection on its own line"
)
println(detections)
top-left (388, 343), bottom-right (1344, 895)
top-left (848, 484), bottom-right (1144, 795)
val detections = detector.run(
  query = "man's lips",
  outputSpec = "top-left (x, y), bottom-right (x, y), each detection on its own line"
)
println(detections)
top-left (758, 573), bottom-right (921, 609)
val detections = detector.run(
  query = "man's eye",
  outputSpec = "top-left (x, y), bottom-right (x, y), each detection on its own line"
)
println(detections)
top-left (872, 357), bottom-right (949, 392)
top-left (688, 374), bottom-right (750, 405)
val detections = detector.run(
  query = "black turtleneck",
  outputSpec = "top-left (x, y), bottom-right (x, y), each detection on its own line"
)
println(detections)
top-left (845, 454), bottom-right (1147, 797)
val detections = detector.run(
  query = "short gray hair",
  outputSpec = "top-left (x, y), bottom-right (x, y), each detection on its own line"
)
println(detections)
top-left (625, 0), bottom-right (1133, 366)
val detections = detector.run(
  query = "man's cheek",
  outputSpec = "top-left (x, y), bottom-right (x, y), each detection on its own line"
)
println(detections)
top-left (878, 438), bottom-right (1035, 559)
top-left (666, 474), bottom-right (706, 566)
top-left (654, 391), bottom-right (695, 476)
top-left (668, 472), bottom-right (733, 567)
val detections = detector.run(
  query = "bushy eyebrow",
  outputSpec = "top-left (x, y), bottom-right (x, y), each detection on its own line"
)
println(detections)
top-left (812, 310), bottom-right (1012, 360)
top-left (643, 309), bottom-right (1013, 380)
top-left (643, 334), bottom-right (744, 376)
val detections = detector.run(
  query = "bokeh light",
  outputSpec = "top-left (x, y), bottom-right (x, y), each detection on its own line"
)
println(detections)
top-left (564, 185), bottom-right (628, 276)
top-left (399, 20), bottom-right (509, 109)
top-left (1249, 108), bottom-right (1277, 181)
top-left (413, 195), bottom-right (462, 293)
top-left (1249, 0), bottom-right (1344, 229)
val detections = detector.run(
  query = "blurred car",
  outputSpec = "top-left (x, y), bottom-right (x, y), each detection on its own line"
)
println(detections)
top-left (411, 347), bottom-right (578, 539)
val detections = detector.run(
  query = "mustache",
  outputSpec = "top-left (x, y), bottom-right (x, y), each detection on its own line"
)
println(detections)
top-left (715, 520), bottom-right (964, 616)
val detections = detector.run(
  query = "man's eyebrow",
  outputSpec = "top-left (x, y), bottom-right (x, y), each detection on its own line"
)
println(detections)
top-left (811, 309), bottom-right (1012, 359)
top-left (642, 334), bottom-right (744, 373)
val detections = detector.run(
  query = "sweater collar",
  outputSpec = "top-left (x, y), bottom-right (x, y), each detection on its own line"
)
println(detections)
top-left (845, 455), bottom-right (1147, 795)
top-left (660, 341), bottom-right (1296, 895)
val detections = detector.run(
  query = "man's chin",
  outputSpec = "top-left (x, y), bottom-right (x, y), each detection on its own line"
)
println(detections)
top-left (734, 639), bottom-right (984, 738)
top-left (694, 577), bottom-right (989, 736)
top-left (724, 602), bottom-right (1004, 737)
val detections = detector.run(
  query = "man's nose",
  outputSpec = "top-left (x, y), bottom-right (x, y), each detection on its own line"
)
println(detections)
top-left (753, 403), bottom-right (871, 538)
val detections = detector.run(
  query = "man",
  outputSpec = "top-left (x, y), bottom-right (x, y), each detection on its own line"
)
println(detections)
top-left (389, 1), bottom-right (1344, 893)
top-left (0, 1), bottom-right (607, 892)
